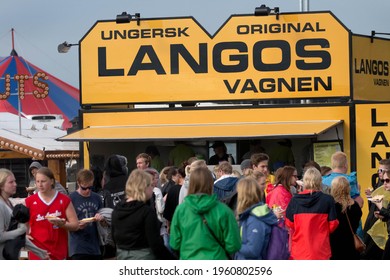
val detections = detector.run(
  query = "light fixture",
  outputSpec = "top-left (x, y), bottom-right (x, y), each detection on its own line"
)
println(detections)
top-left (371, 30), bottom-right (390, 43)
top-left (254, 4), bottom-right (280, 20)
top-left (57, 41), bottom-right (79, 53)
top-left (116, 12), bottom-right (141, 25)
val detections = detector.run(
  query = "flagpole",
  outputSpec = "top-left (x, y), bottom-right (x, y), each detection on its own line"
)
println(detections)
top-left (10, 28), bottom-right (22, 135)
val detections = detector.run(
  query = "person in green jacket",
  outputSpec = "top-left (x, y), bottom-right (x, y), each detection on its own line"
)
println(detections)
top-left (169, 167), bottom-right (241, 260)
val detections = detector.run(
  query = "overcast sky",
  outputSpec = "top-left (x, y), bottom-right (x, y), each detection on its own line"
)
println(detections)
top-left (0, 0), bottom-right (389, 88)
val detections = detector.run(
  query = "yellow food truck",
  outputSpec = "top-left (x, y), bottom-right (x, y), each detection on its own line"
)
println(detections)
top-left (60, 10), bottom-right (390, 220)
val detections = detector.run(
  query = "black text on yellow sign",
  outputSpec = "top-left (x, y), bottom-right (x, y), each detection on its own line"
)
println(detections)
top-left (81, 13), bottom-right (350, 104)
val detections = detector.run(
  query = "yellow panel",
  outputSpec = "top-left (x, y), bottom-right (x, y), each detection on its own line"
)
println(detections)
top-left (60, 120), bottom-right (342, 141)
top-left (81, 12), bottom-right (350, 104)
top-left (356, 104), bottom-right (390, 223)
top-left (352, 35), bottom-right (390, 101)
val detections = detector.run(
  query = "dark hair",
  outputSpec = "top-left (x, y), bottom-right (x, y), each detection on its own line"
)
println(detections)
top-left (303, 160), bottom-right (321, 172)
top-left (145, 145), bottom-right (160, 157)
top-left (164, 166), bottom-right (178, 181)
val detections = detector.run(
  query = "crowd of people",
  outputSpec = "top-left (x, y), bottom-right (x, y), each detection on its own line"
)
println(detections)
top-left (1, 143), bottom-right (390, 260)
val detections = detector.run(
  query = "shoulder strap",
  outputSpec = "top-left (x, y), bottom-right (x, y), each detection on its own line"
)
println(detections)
top-left (200, 214), bottom-right (232, 259)
top-left (345, 210), bottom-right (354, 234)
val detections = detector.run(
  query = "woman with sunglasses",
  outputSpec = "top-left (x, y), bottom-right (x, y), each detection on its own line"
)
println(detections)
top-left (373, 170), bottom-right (390, 259)
top-left (25, 167), bottom-right (79, 259)
top-left (69, 169), bottom-right (105, 259)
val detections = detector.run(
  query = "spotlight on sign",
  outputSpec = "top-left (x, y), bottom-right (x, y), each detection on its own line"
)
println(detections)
top-left (116, 12), bottom-right (141, 25)
top-left (116, 12), bottom-right (132, 23)
top-left (254, 5), bottom-right (280, 20)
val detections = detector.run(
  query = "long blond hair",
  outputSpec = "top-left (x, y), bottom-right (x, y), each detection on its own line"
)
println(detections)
top-left (236, 177), bottom-right (263, 215)
top-left (331, 176), bottom-right (351, 213)
top-left (125, 169), bottom-right (152, 202)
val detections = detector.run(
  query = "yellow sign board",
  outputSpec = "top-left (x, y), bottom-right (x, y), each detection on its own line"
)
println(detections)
top-left (356, 104), bottom-right (390, 219)
top-left (353, 35), bottom-right (390, 101)
top-left (81, 12), bottom-right (350, 105)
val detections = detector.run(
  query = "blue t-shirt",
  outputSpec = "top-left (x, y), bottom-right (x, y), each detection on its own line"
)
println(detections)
top-left (69, 191), bottom-right (103, 257)
top-left (322, 172), bottom-right (360, 198)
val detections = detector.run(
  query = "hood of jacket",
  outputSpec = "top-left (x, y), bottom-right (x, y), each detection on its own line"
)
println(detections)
top-left (29, 161), bottom-right (42, 180)
top-left (239, 202), bottom-right (278, 226)
top-left (214, 176), bottom-right (239, 191)
top-left (104, 154), bottom-right (128, 178)
top-left (114, 200), bottom-right (147, 221)
top-left (184, 193), bottom-right (219, 215)
top-left (292, 190), bottom-right (323, 208)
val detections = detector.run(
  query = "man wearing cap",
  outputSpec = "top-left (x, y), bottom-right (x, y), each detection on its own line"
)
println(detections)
top-left (208, 141), bottom-right (235, 165)
top-left (240, 159), bottom-right (252, 176)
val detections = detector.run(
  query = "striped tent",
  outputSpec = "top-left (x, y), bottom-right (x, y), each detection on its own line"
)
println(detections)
top-left (0, 49), bottom-right (79, 129)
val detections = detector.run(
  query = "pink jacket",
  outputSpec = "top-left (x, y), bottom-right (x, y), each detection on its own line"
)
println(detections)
top-left (266, 184), bottom-right (293, 211)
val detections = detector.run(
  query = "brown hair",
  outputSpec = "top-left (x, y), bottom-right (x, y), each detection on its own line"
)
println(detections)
top-left (331, 176), bottom-right (351, 213)
top-left (37, 167), bottom-right (56, 189)
top-left (250, 153), bottom-right (269, 168)
top-left (188, 167), bottom-right (213, 195)
top-left (136, 153), bottom-right (151, 166)
top-left (76, 169), bottom-right (94, 184)
top-left (275, 166), bottom-right (296, 193)
top-left (218, 161), bottom-right (233, 174)
top-left (236, 177), bottom-right (263, 215)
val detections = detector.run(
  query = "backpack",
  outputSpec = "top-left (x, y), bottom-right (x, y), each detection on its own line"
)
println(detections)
top-left (265, 223), bottom-right (290, 260)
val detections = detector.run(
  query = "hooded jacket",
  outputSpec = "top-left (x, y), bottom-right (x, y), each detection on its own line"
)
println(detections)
top-left (170, 193), bottom-right (241, 259)
top-left (111, 200), bottom-right (174, 260)
top-left (285, 190), bottom-right (339, 260)
top-left (235, 202), bottom-right (278, 260)
top-left (28, 162), bottom-right (68, 195)
top-left (103, 155), bottom-right (128, 206)
top-left (29, 162), bottom-right (43, 181)
top-left (213, 175), bottom-right (239, 200)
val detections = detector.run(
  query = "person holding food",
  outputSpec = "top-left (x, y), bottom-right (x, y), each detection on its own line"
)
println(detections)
top-left (69, 169), bottom-right (105, 260)
top-left (372, 170), bottom-right (390, 259)
top-left (25, 167), bottom-right (79, 260)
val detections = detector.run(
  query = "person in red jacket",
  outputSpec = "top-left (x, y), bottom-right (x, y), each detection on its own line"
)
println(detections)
top-left (285, 167), bottom-right (339, 260)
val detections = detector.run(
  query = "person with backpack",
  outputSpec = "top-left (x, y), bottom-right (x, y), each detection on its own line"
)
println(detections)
top-left (234, 177), bottom-right (278, 260)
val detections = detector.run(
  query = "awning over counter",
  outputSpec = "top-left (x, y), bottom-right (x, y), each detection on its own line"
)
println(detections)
top-left (59, 120), bottom-right (343, 142)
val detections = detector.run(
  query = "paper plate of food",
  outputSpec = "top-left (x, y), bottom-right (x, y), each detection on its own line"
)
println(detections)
top-left (370, 195), bottom-right (384, 203)
top-left (80, 217), bottom-right (96, 223)
top-left (45, 215), bottom-right (64, 222)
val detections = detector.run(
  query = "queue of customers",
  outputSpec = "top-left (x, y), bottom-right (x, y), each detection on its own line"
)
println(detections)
top-left (1, 150), bottom-right (390, 260)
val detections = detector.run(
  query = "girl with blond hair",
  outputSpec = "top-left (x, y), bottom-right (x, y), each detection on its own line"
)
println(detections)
top-left (235, 177), bottom-right (278, 260)
top-left (330, 176), bottom-right (362, 259)
top-left (111, 169), bottom-right (175, 260)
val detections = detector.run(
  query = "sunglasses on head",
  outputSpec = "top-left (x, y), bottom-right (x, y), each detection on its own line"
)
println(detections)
top-left (384, 178), bottom-right (390, 184)
top-left (80, 186), bottom-right (93, 191)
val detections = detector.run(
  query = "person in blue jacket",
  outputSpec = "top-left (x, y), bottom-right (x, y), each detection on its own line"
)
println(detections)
top-left (234, 177), bottom-right (278, 260)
